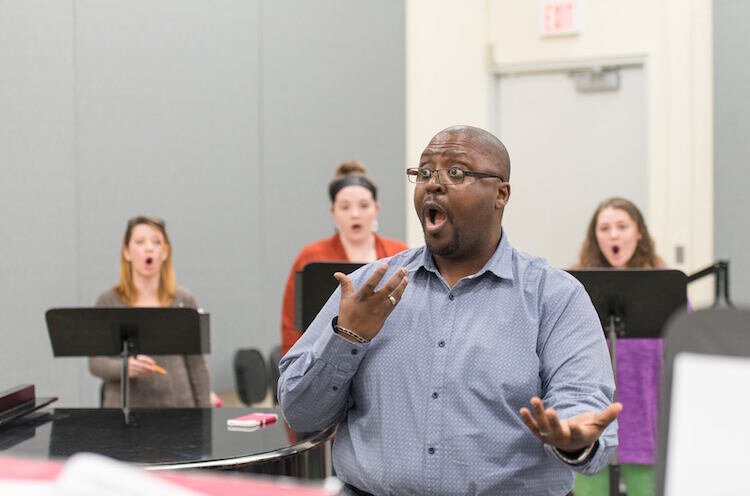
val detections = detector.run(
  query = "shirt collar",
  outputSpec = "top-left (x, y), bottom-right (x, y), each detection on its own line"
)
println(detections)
top-left (409, 229), bottom-right (515, 282)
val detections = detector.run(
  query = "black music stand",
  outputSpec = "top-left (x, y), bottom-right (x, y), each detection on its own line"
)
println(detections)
top-left (294, 262), bottom-right (363, 332)
top-left (567, 269), bottom-right (687, 496)
top-left (45, 308), bottom-right (210, 423)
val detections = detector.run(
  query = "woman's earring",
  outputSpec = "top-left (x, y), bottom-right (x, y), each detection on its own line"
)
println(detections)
top-left (371, 219), bottom-right (379, 233)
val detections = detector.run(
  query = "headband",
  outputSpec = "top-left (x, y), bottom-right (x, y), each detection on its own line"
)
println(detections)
top-left (328, 175), bottom-right (377, 202)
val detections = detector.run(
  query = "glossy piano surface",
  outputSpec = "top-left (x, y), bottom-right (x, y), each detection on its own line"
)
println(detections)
top-left (0, 407), bottom-right (334, 477)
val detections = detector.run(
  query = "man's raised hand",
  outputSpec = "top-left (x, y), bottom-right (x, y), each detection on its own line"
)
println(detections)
top-left (334, 264), bottom-right (408, 341)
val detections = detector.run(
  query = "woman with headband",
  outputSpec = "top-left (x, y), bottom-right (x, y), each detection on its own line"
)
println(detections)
top-left (280, 161), bottom-right (408, 356)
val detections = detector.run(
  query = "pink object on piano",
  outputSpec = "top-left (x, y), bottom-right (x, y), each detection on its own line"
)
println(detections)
top-left (226, 412), bottom-right (278, 428)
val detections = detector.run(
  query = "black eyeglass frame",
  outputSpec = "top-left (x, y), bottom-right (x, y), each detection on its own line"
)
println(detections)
top-left (406, 167), bottom-right (506, 185)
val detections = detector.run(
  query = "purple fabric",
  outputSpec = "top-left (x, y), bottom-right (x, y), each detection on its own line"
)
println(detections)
top-left (612, 338), bottom-right (663, 464)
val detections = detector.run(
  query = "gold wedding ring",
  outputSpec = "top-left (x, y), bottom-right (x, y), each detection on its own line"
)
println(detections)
top-left (388, 295), bottom-right (397, 306)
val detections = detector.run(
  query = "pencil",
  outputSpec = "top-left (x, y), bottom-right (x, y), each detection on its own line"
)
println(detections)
top-left (152, 363), bottom-right (167, 375)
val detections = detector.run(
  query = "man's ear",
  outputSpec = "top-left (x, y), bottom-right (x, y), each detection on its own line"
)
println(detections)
top-left (496, 183), bottom-right (510, 209)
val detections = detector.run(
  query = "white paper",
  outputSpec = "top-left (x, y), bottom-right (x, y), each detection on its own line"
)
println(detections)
top-left (664, 352), bottom-right (750, 495)
top-left (0, 480), bottom-right (57, 495)
top-left (56, 453), bottom-right (203, 496)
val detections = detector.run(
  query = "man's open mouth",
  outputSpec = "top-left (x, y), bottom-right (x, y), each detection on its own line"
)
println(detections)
top-left (423, 201), bottom-right (448, 233)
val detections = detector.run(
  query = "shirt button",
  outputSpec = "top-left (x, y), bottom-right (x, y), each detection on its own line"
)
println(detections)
top-left (332, 386), bottom-right (338, 391)
top-left (428, 447), bottom-right (435, 454)
top-left (351, 349), bottom-right (358, 355)
top-left (432, 392), bottom-right (438, 399)
top-left (438, 340), bottom-right (445, 348)
top-left (448, 293), bottom-right (454, 301)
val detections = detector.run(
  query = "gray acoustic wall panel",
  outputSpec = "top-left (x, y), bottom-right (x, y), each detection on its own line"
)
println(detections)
top-left (0, 3), bottom-right (82, 404)
top-left (74, 0), bottom-right (262, 396)
top-left (260, 0), bottom-right (407, 355)
top-left (0, 0), bottom-right (405, 406)
top-left (714, 0), bottom-right (750, 306)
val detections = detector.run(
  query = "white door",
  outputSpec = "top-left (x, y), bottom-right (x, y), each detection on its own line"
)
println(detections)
top-left (494, 64), bottom-right (648, 268)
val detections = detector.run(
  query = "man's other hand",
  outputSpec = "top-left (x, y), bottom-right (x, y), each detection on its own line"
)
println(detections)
top-left (520, 396), bottom-right (622, 452)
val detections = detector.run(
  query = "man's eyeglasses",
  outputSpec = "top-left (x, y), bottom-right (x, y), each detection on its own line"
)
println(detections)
top-left (406, 167), bottom-right (505, 185)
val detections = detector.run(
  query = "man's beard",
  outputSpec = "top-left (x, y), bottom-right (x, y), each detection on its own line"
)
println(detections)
top-left (424, 228), bottom-right (461, 257)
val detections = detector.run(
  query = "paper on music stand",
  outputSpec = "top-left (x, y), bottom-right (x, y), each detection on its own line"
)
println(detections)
top-left (664, 352), bottom-right (750, 495)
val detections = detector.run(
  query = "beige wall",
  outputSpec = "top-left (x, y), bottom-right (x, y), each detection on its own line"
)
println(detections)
top-left (406, 0), bottom-right (713, 305)
top-left (405, 0), bottom-right (492, 246)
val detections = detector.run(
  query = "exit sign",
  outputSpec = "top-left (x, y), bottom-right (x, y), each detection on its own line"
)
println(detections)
top-left (541, 1), bottom-right (581, 36)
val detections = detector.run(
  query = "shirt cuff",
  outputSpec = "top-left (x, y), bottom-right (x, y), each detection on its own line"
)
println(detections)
top-left (551, 440), bottom-right (599, 466)
top-left (308, 317), bottom-right (368, 374)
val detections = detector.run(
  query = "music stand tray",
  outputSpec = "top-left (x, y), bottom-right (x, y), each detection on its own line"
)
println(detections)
top-left (294, 262), bottom-right (363, 332)
top-left (45, 308), bottom-right (210, 422)
top-left (567, 269), bottom-right (687, 496)
top-left (567, 269), bottom-right (688, 339)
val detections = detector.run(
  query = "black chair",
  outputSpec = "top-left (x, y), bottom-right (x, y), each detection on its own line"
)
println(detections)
top-left (267, 344), bottom-right (282, 405)
top-left (233, 348), bottom-right (268, 406)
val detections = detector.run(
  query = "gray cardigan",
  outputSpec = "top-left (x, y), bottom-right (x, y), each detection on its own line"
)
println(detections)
top-left (88, 286), bottom-right (211, 408)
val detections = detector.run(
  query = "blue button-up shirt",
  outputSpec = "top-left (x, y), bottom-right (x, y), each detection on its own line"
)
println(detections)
top-left (279, 232), bottom-right (617, 495)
